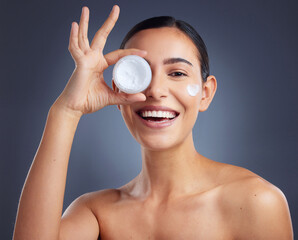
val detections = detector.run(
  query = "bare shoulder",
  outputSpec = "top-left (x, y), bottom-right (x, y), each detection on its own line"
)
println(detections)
top-left (64, 188), bottom-right (122, 211)
top-left (82, 188), bottom-right (122, 203)
top-left (80, 188), bottom-right (124, 214)
top-left (218, 164), bottom-right (294, 239)
top-left (59, 188), bottom-right (120, 240)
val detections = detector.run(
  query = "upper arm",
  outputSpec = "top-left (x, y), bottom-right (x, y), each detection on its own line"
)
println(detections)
top-left (59, 193), bottom-right (100, 240)
top-left (237, 179), bottom-right (294, 240)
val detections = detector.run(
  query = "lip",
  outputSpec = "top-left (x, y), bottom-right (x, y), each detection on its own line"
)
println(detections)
top-left (134, 106), bottom-right (180, 129)
top-left (135, 105), bottom-right (180, 115)
top-left (135, 112), bottom-right (179, 129)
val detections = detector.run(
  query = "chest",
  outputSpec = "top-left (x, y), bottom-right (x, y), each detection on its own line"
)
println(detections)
top-left (97, 197), bottom-right (233, 240)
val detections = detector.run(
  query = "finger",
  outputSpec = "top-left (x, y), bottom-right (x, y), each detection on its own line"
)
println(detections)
top-left (90, 5), bottom-right (120, 51)
top-left (78, 6), bottom-right (90, 52)
top-left (108, 90), bottom-right (146, 106)
top-left (68, 22), bottom-right (83, 58)
top-left (104, 49), bottom-right (147, 66)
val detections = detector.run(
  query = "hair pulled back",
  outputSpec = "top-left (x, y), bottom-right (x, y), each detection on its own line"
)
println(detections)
top-left (120, 16), bottom-right (210, 82)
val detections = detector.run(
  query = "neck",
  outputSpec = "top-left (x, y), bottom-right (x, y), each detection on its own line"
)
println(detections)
top-left (134, 132), bottom-right (208, 202)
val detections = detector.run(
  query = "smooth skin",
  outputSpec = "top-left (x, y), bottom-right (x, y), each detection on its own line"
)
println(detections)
top-left (13, 5), bottom-right (293, 240)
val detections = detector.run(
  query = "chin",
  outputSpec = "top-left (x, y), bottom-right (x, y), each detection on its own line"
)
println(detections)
top-left (137, 134), bottom-right (180, 151)
top-left (141, 143), bottom-right (176, 152)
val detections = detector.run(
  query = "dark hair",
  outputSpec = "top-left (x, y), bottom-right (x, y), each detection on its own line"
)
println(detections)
top-left (120, 16), bottom-right (210, 82)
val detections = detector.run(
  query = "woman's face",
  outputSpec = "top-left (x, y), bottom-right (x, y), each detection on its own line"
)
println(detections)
top-left (116, 27), bottom-right (206, 150)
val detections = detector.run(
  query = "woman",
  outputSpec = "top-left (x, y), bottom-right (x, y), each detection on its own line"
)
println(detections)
top-left (13, 5), bottom-right (293, 240)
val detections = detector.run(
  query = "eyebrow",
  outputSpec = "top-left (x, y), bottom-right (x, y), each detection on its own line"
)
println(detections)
top-left (144, 57), bottom-right (193, 67)
top-left (164, 57), bottom-right (193, 67)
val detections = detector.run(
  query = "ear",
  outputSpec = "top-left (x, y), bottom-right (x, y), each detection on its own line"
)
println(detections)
top-left (199, 75), bottom-right (217, 112)
top-left (112, 80), bottom-right (121, 111)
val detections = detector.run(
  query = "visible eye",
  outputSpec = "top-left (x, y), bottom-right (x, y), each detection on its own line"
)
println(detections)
top-left (169, 72), bottom-right (187, 77)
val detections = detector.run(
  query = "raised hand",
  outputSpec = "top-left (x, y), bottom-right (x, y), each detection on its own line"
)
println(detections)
top-left (53, 5), bottom-right (147, 118)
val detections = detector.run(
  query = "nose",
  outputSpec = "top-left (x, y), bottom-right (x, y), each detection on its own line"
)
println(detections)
top-left (143, 70), bottom-right (168, 100)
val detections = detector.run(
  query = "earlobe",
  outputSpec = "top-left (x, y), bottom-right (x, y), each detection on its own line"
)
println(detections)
top-left (199, 75), bottom-right (217, 112)
top-left (112, 80), bottom-right (121, 111)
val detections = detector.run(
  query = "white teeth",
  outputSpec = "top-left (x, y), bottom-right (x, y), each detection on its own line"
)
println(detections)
top-left (140, 110), bottom-right (176, 118)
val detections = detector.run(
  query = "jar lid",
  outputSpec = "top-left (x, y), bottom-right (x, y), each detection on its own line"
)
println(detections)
top-left (112, 55), bottom-right (152, 94)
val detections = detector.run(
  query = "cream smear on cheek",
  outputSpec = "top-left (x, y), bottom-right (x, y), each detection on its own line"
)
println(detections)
top-left (186, 84), bottom-right (200, 96)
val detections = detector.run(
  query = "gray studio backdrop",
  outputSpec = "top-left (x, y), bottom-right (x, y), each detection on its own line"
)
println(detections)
top-left (1, 0), bottom-right (297, 239)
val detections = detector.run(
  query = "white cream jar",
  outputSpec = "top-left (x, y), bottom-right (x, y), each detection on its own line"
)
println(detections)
top-left (113, 55), bottom-right (152, 94)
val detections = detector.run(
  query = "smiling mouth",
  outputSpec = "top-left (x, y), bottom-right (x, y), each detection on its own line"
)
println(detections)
top-left (136, 111), bottom-right (180, 122)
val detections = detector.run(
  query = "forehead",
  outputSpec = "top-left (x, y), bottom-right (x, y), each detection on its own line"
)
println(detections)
top-left (124, 27), bottom-right (200, 66)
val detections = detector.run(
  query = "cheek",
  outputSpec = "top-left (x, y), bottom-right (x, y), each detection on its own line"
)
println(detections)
top-left (173, 82), bottom-right (201, 106)
top-left (120, 105), bottom-right (142, 139)
top-left (170, 83), bottom-right (201, 130)
top-left (186, 84), bottom-right (200, 96)
top-left (120, 106), bottom-right (133, 128)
